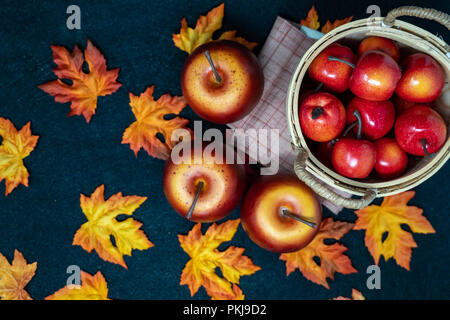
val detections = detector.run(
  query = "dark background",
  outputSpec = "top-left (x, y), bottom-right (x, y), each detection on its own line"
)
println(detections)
top-left (0, 0), bottom-right (449, 300)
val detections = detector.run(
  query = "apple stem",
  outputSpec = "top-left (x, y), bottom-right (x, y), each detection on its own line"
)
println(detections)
top-left (421, 138), bottom-right (432, 157)
top-left (280, 207), bottom-right (316, 229)
top-left (186, 181), bottom-right (204, 220)
top-left (353, 109), bottom-right (362, 139)
top-left (204, 50), bottom-right (222, 83)
top-left (327, 56), bottom-right (356, 68)
top-left (314, 82), bottom-right (323, 93)
top-left (311, 107), bottom-right (324, 120)
top-left (342, 121), bottom-right (357, 137)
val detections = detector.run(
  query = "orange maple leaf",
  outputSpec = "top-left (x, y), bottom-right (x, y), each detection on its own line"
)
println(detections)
top-left (333, 289), bottom-right (365, 300)
top-left (321, 16), bottom-right (353, 33)
top-left (173, 3), bottom-right (256, 53)
top-left (73, 185), bottom-right (153, 268)
top-left (0, 249), bottom-right (37, 300)
top-left (218, 31), bottom-right (258, 51)
top-left (179, 219), bottom-right (260, 300)
top-left (280, 218), bottom-right (357, 289)
top-left (300, 6), bottom-right (320, 30)
top-left (45, 271), bottom-right (109, 300)
top-left (0, 118), bottom-right (39, 196)
top-left (38, 40), bottom-right (121, 123)
top-left (121, 86), bottom-right (190, 160)
top-left (354, 191), bottom-right (435, 270)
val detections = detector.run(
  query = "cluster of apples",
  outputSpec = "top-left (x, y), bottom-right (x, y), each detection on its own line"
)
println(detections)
top-left (300, 36), bottom-right (447, 180)
top-left (162, 142), bottom-right (322, 253)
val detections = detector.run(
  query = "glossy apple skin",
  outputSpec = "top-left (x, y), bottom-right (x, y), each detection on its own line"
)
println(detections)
top-left (308, 43), bottom-right (356, 93)
top-left (332, 138), bottom-right (376, 179)
top-left (394, 105), bottom-right (447, 156)
top-left (299, 92), bottom-right (346, 142)
top-left (374, 138), bottom-right (408, 179)
top-left (396, 53), bottom-right (445, 103)
top-left (241, 174), bottom-right (322, 253)
top-left (357, 36), bottom-right (400, 61)
top-left (181, 40), bottom-right (264, 124)
top-left (163, 143), bottom-right (246, 222)
top-left (349, 50), bottom-right (401, 101)
top-left (347, 97), bottom-right (395, 140)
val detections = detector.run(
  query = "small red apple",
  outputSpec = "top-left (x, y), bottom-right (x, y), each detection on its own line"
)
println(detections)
top-left (349, 50), bottom-right (402, 101)
top-left (240, 174), bottom-right (322, 253)
top-left (346, 96), bottom-right (395, 140)
top-left (181, 40), bottom-right (264, 124)
top-left (394, 105), bottom-right (447, 156)
top-left (299, 92), bottom-right (346, 142)
top-left (332, 137), bottom-right (376, 179)
top-left (374, 137), bottom-right (408, 179)
top-left (396, 53), bottom-right (445, 103)
top-left (163, 142), bottom-right (246, 222)
top-left (308, 43), bottom-right (356, 93)
top-left (357, 36), bottom-right (400, 61)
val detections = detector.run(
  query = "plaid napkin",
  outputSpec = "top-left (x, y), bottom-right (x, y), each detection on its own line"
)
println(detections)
top-left (228, 16), bottom-right (350, 214)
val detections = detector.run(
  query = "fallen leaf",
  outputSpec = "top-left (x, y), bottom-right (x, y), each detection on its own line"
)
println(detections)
top-left (280, 218), bottom-right (357, 289)
top-left (179, 219), bottom-right (260, 300)
top-left (173, 3), bottom-right (224, 54)
top-left (321, 16), bottom-right (353, 33)
top-left (354, 191), bottom-right (435, 270)
top-left (73, 185), bottom-right (153, 268)
top-left (300, 6), bottom-right (320, 30)
top-left (0, 249), bottom-right (37, 300)
top-left (45, 271), bottom-right (109, 300)
top-left (0, 118), bottom-right (39, 196)
top-left (173, 3), bottom-right (256, 53)
top-left (122, 86), bottom-right (190, 160)
top-left (218, 31), bottom-right (258, 51)
top-left (38, 40), bottom-right (121, 123)
top-left (333, 289), bottom-right (365, 300)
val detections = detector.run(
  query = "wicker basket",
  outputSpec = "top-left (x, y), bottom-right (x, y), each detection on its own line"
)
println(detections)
top-left (287, 6), bottom-right (450, 209)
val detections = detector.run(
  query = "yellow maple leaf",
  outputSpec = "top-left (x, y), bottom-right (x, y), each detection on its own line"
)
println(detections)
top-left (321, 16), bottom-right (353, 33)
top-left (179, 219), bottom-right (260, 300)
top-left (0, 118), bottom-right (39, 196)
top-left (73, 185), bottom-right (153, 268)
top-left (45, 271), bottom-right (109, 300)
top-left (218, 31), bottom-right (258, 51)
top-left (280, 218), bottom-right (357, 289)
top-left (121, 86), bottom-right (190, 160)
top-left (333, 289), bottom-right (365, 300)
top-left (300, 6), bottom-right (320, 30)
top-left (0, 249), bottom-right (37, 300)
top-left (173, 3), bottom-right (224, 54)
top-left (38, 40), bottom-right (121, 123)
top-left (354, 191), bottom-right (435, 270)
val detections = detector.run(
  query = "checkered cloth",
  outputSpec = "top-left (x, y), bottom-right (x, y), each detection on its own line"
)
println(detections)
top-left (228, 16), bottom-right (350, 214)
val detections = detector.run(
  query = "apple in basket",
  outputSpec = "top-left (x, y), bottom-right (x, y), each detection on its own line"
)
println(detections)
top-left (395, 105), bottom-right (447, 156)
top-left (181, 40), bottom-right (264, 124)
top-left (163, 141), bottom-right (246, 222)
top-left (357, 36), bottom-right (400, 61)
top-left (240, 174), bottom-right (321, 253)
top-left (374, 137), bottom-right (408, 179)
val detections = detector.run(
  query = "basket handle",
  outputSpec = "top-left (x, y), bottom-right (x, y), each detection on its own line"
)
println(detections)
top-left (293, 146), bottom-right (378, 210)
top-left (384, 6), bottom-right (450, 30)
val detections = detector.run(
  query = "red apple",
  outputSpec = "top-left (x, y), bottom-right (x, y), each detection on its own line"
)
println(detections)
top-left (374, 138), bottom-right (408, 179)
top-left (357, 36), bottom-right (400, 61)
top-left (163, 142), bottom-right (246, 222)
top-left (240, 174), bottom-right (322, 253)
top-left (181, 40), bottom-right (264, 124)
top-left (308, 43), bottom-right (356, 93)
top-left (332, 137), bottom-right (376, 179)
top-left (396, 53), bottom-right (445, 103)
top-left (299, 92), bottom-right (346, 142)
top-left (349, 50), bottom-right (401, 101)
top-left (347, 96), bottom-right (395, 140)
top-left (395, 105), bottom-right (447, 156)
